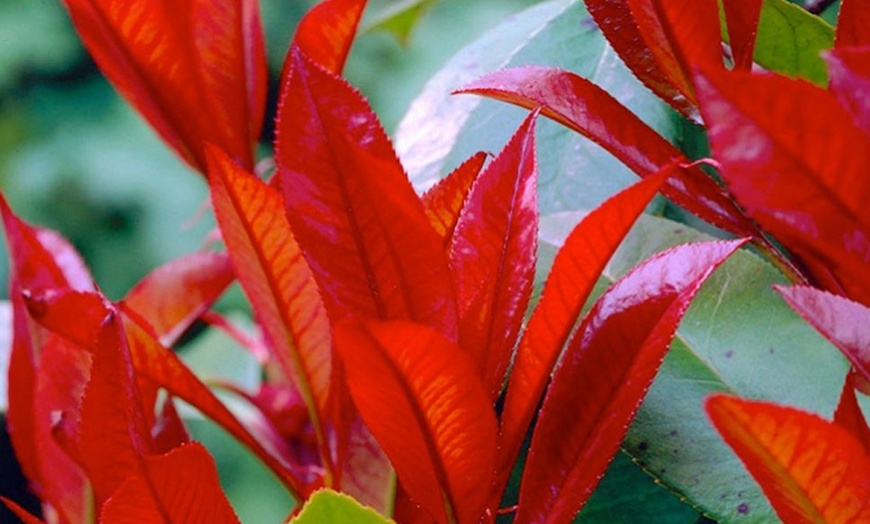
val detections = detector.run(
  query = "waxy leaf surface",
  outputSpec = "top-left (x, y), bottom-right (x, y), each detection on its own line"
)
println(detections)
top-left (276, 49), bottom-right (457, 338)
top-left (334, 320), bottom-right (497, 524)
top-left (707, 395), bottom-right (870, 524)
top-left (826, 48), bottom-right (870, 137)
top-left (421, 152), bottom-right (487, 249)
top-left (289, 0), bottom-right (365, 75)
top-left (515, 240), bottom-right (744, 524)
top-left (60, 0), bottom-right (267, 172)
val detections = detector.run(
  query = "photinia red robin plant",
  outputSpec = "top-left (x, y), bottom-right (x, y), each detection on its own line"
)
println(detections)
top-left (0, 0), bottom-right (867, 523)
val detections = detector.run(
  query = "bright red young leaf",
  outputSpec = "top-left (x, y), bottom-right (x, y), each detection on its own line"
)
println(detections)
top-left (333, 320), bottom-right (498, 524)
top-left (825, 47), bottom-right (870, 137)
top-left (696, 69), bottom-right (870, 305)
top-left (515, 239), bottom-right (746, 524)
top-left (207, 145), bottom-right (334, 476)
top-left (99, 442), bottom-right (240, 524)
top-left (834, 372), bottom-right (870, 453)
top-left (276, 48), bottom-right (457, 339)
top-left (456, 66), bottom-right (759, 239)
top-left (707, 395), bottom-right (870, 524)
top-left (721, 0), bottom-right (763, 70)
top-left (835, 0), bottom-right (870, 48)
top-left (288, 0), bottom-right (366, 75)
top-left (421, 151), bottom-right (488, 248)
top-left (450, 112), bottom-right (538, 399)
top-left (0, 498), bottom-right (45, 524)
top-left (494, 169), bottom-right (670, 499)
top-left (60, 0), bottom-right (267, 172)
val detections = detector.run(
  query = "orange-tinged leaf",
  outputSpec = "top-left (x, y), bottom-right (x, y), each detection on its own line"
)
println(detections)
top-left (706, 395), bottom-right (870, 524)
top-left (421, 152), bottom-right (487, 248)
top-left (450, 112), bottom-right (538, 399)
top-left (334, 320), bottom-right (497, 524)
top-left (515, 240), bottom-right (745, 524)
top-left (290, 0), bottom-right (366, 75)
top-left (722, 0), bottom-right (764, 69)
top-left (835, 0), bottom-right (870, 48)
top-left (276, 48), bottom-right (457, 338)
top-left (60, 0), bottom-right (267, 172)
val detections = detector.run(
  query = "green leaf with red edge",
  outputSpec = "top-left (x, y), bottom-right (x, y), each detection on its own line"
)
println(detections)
top-left (826, 47), bottom-right (870, 136)
top-left (60, 0), bottom-right (267, 172)
top-left (515, 239), bottom-right (745, 524)
top-left (449, 112), bottom-right (538, 399)
top-left (494, 169), bottom-right (669, 502)
top-left (421, 152), bottom-right (487, 248)
top-left (276, 48), bottom-right (457, 339)
top-left (206, 145), bottom-right (334, 476)
top-left (99, 442), bottom-right (240, 524)
top-left (696, 68), bottom-right (870, 305)
top-left (456, 66), bottom-right (759, 240)
top-left (706, 395), bottom-right (870, 523)
top-left (288, 0), bottom-right (366, 75)
top-left (835, 0), bottom-right (870, 48)
top-left (333, 320), bottom-right (497, 524)
top-left (834, 372), bottom-right (870, 453)
top-left (722, 0), bottom-right (764, 70)
top-left (119, 252), bottom-right (234, 347)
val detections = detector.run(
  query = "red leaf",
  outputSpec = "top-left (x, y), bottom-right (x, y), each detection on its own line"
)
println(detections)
top-left (276, 48), bottom-right (457, 338)
top-left (494, 169), bottom-right (669, 499)
top-left (120, 252), bottom-right (234, 347)
top-left (99, 442), bottom-right (240, 524)
top-left (834, 372), bottom-right (870, 453)
top-left (706, 395), bottom-right (870, 523)
top-left (722, 0), bottom-right (763, 69)
top-left (696, 69), bottom-right (870, 305)
top-left (583, 0), bottom-right (696, 117)
top-left (0, 498), bottom-right (45, 524)
top-left (60, 0), bottom-right (267, 172)
top-left (421, 152), bottom-right (487, 248)
top-left (456, 66), bottom-right (759, 239)
top-left (450, 112), bottom-right (538, 399)
top-left (515, 239), bottom-right (745, 524)
top-left (207, 146), bottom-right (335, 479)
top-left (836, 0), bottom-right (870, 48)
top-left (826, 47), bottom-right (870, 137)
top-left (334, 320), bottom-right (497, 524)
top-left (289, 0), bottom-right (366, 75)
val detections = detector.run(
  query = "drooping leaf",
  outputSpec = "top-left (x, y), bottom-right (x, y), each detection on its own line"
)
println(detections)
top-left (495, 170), bottom-right (669, 498)
top-left (276, 48), bottom-right (457, 339)
top-left (207, 145), bottom-right (333, 475)
top-left (60, 0), bottom-right (267, 172)
top-left (288, 0), bottom-right (366, 75)
top-left (696, 68), bottom-right (870, 305)
top-left (835, 0), bottom-right (870, 48)
top-left (706, 395), bottom-right (870, 523)
top-left (333, 320), bottom-right (497, 524)
top-left (290, 489), bottom-right (394, 524)
top-left (721, 0), bottom-right (764, 69)
top-left (449, 112), bottom-right (538, 398)
top-left (833, 372), bottom-right (870, 453)
top-left (99, 442), bottom-right (240, 524)
top-left (825, 47), bottom-right (870, 136)
top-left (753, 0), bottom-right (833, 85)
top-left (421, 152), bottom-right (487, 248)
top-left (515, 239), bottom-right (745, 524)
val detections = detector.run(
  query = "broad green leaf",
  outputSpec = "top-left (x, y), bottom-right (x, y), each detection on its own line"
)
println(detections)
top-left (395, 0), bottom-right (676, 216)
top-left (291, 489), bottom-right (394, 524)
top-left (753, 0), bottom-right (834, 85)
top-left (365, 0), bottom-right (438, 45)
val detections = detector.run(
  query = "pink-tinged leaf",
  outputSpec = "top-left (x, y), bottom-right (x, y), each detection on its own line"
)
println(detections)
top-left (449, 113), bottom-right (538, 399)
top-left (835, 0), bottom-right (870, 48)
top-left (289, 0), bottom-right (366, 75)
top-left (120, 252), bottom-right (234, 347)
top-left (775, 285), bottom-right (870, 384)
top-left (0, 498), bottom-right (46, 524)
top-left (706, 395), bottom-right (870, 523)
top-left (696, 69), bottom-right (870, 305)
top-left (276, 48), bottom-right (457, 339)
top-left (494, 169), bottom-right (669, 499)
top-left (99, 442), bottom-right (240, 524)
top-left (583, 0), bottom-right (696, 117)
top-left (456, 66), bottom-right (759, 239)
top-left (515, 239), bottom-right (745, 524)
top-left (334, 320), bottom-right (497, 524)
top-left (722, 0), bottom-right (763, 69)
top-left (337, 417), bottom-right (394, 515)
top-left (421, 152), bottom-right (487, 248)
top-left (60, 0), bottom-right (267, 172)
top-left (834, 372), bottom-right (870, 453)
top-left (207, 146), bottom-right (334, 476)
top-left (825, 47), bottom-right (870, 137)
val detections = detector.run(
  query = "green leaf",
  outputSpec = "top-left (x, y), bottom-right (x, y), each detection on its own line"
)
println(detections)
top-left (365, 0), bottom-right (439, 45)
top-left (395, 0), bottom-right (675, 217)
top-left (290, 489), bottom-right (395, 524)
top-left (753, 0), bottom-right (834, 85)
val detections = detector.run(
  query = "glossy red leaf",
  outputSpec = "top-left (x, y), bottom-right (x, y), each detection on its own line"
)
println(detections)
top-left (706, 395), bottom-right (870, 523)
top-left (456, 66), bottom-right (759, 239)
top-left (207, 145), bottom-right (334, 475)
top-left (494, 169), bottom-right (669, 497)
top-left (696, 69), bottom-right (870, 305)
top-left (334, 320), bottom-right (497, 524)
top-left (99, 442), bottom-right (240, 524)
top-left (289, 0), bottom-right (366, 75)
top-left (834, 372), bottom-right (870, 453)
top-left (826, 47), bottom-right (870, 137)
top-left (421, 151), bottom-right (487, 248)
top-left (515, 239), bottom-right (745, 524)
top-left (60, 0), bottom-right (267, 172)
top-left (583, 0), bottom-right (696, 117)
top-left (722, 0), bottom-right (763, 69)
top-left (450, 112), bottom-right (538, 399)
top-left (120, 252), bottom-right (234, 347)
top-left (276, 48), bottom-right (457, 338)
top-left (836, 0), bottom-right (870, 48)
